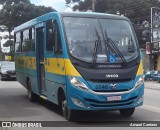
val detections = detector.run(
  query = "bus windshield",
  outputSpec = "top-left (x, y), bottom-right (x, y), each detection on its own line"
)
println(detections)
top-left (63, 17), bottom-right (138, 63)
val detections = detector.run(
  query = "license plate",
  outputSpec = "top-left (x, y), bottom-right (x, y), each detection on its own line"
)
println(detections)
top-left (10, 75), bottom-right (16, 78)
top-left (107, 96), bottom-right (121, 101)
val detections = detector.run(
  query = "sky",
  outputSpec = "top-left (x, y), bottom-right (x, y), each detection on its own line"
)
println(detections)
top-left (0, 0), bottom-right (73, 51)
top-left (30, 0), bottom-right (73, 12)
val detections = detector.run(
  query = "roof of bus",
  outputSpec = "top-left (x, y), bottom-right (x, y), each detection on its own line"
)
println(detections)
top-left (60, 12), bottom-right (128, 19)
top-left (14, 12), bottom-right (129, 32)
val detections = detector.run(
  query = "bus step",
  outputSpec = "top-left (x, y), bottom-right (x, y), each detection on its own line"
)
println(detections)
top-left (40, 95), bottom-right (48, 100)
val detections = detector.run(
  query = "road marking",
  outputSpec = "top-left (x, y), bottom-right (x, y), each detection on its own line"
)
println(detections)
top-left (141, 105), bottom-right (160, 113)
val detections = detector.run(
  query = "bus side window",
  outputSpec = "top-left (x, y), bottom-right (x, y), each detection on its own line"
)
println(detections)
top-left (22, 29), bottom-right (29, 52)
top-left (15, 32), bottom-right (21, 52)
top-left (29, 28), bottom-right (35, 52)
top-left (54, 20), bottom-right (62, 54)
top-left (46, 19), bottom-right (55, 52)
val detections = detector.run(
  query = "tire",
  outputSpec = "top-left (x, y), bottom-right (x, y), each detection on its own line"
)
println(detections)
top-left (0, 74), bottom-right (4, 81)
top-left (62, 99), bottom-right (76, 121)
top-left (27, 79), bottom-right (36, 102)
top-left (119, 108), bottom-right (135, 117)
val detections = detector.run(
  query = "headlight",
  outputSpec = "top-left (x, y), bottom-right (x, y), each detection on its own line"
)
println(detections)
top-left (69, 76), bottom-right (89, 91)
top-left (134, 76), bottom-right (144, 89)
top-left (1, 70), bottom-right (7, 74)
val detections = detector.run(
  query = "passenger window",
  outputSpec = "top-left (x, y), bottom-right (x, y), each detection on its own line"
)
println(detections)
top-left (30, 28), bottom-right (35, 52)
top-left (46, 20), bottom-right (55, 52)
top-left (54, 20), bottom-right (62, 54)
top-left (15, 32), bottom-right (21, 52)
top-left (22, 29), bottom-right (30, 52)
top-left (21, 28), bottom-right (35, 52)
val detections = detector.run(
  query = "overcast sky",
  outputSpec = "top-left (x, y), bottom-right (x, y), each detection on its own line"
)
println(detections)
top-left (30, 0), bottom-right (72, 12)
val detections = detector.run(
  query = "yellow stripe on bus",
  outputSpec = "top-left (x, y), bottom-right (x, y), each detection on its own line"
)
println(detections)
top-left (15, 56), bottom-right (143, 77)
top-left (15, 56), bottom-right (36, 69)
top-left (136, 60), bottom-right (143, 76)
top-left (45, 58), bottom-right (65, 75)
top-left (44, 58), bottom-right (81, 76)
top-left (65, 59), bottom-right (81, 76)
top-left (15, 56), bottom-right (81, 77)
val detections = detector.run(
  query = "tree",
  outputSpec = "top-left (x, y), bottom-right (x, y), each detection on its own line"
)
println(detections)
top-left (65, 0), bottom-right (80, 4)
top-left (72, 0), bottom-right (160, 48)
top-left (3, 40), bottom-right (13, 47)
top-left (73, 0), bottom-right (92, 11)
top-left (0, 0), bottom-right (55, 32)
top-left (0, 0), bottom-right (56, 53)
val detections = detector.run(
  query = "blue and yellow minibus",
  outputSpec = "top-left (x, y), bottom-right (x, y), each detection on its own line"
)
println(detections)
top-left (14, 12), bottom-right (144, 121)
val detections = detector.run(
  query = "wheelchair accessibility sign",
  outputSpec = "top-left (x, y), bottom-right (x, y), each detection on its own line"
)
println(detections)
top-left (109, 55), bottom-right (116, 63)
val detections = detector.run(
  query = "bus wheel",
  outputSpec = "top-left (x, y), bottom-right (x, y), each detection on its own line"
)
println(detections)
top-left (119, 108), bottom-right (135, 117)
top-left (27, 79), bottom-right (36, 102)
top-left (62, 99), bottom-right (76, 121)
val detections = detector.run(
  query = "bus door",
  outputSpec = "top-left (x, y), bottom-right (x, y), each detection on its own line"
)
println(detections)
top-left (36, 25), bottom-right (47, 96)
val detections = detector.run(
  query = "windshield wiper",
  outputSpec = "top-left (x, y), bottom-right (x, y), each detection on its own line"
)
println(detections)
top-left (92, 28), bottom-right (102, 65)
top-left (104, 30), bottom-right (127, 65)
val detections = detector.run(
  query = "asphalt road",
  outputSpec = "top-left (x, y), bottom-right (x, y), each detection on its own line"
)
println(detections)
top-left (0, 80), bottom-right (160, 129)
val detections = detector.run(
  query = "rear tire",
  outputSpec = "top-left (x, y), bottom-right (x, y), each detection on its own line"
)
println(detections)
top-left (119, 108), bottom-right (135, 117)
top-left (27, 79), bottom-right (36, 102)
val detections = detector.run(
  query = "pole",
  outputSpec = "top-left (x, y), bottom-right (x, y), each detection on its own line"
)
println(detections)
top-left (151, 7), bottom-right (153, 43)
top-left (0, 36), bottom-right (2, 61)
top-left (92, 0), bottom-right (96, 12)
top-left (149, 55), bottom-right (154, 70)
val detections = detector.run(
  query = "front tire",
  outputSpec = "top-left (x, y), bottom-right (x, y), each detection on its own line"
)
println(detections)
top-left (119, 108), bottom-right (135, 117)
top-left (0, 74), bottom-right (4, 81)
top-left (62, 99), bottom-right (76, 121)
top-left (27, 79), bottom-right (36, 102)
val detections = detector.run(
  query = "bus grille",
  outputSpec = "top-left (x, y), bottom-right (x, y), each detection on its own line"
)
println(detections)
top-left (89, 78), bottom-right (132, 83)
top-left (84, 96), bottom-right (137, 108)
top-left (93, 89), bottom-right (129, 92)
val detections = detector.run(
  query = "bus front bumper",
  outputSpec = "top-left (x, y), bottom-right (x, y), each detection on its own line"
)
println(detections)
top-left (67, 84), bottom-right (144, 111)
